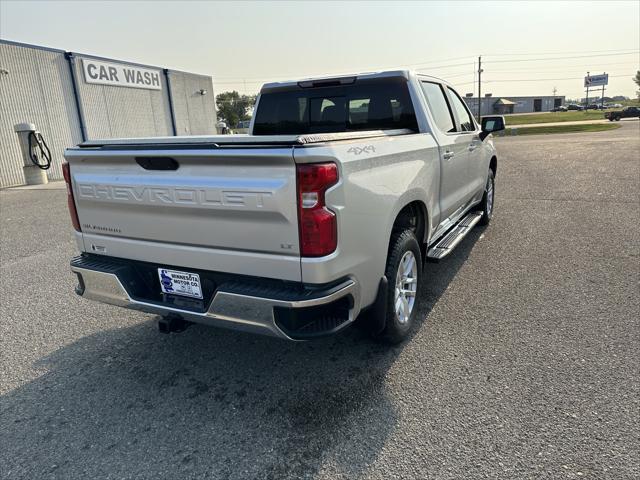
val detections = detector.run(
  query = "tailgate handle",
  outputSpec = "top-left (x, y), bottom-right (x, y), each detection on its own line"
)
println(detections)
top-left (136, 157), bottom-right (179, 171)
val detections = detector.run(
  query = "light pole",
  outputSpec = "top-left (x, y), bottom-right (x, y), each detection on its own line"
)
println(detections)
top-left (477, 56), bottom-right (483, 121)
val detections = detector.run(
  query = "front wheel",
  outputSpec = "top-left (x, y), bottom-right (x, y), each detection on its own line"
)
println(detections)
top-left (477, 169), bottom-right (495, 226)
top-left (375, 229), bottom-right (422, 344)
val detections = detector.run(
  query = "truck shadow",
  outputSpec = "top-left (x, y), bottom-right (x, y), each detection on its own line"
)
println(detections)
top-left (1, 228), bottom-right (484, 479)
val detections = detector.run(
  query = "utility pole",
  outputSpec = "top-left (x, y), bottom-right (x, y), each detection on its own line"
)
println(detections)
top-left (552, 86), bottom-right (557, 109)
top-left (601, 72), bottom-right (606, 108)
top-left (477, 56), bottom-right (483, 121)
top-left (585, 71), bottom-right (590, 109)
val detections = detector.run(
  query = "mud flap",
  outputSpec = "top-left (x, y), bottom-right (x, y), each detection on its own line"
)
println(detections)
top-left (370, 276), bottom-right (389, 335)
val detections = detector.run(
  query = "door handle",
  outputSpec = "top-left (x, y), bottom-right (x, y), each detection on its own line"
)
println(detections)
top-left (443, 150), bottom-right (455, 160)
top-left (468, 141), bottom-right (480, 152)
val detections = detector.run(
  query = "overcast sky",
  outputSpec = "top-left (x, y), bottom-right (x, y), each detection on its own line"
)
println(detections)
top-left (1, 1), bottom-right (639, 99)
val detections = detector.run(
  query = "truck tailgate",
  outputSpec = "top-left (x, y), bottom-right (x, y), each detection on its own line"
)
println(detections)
top-left (65, 147), bottom-right (301, 280)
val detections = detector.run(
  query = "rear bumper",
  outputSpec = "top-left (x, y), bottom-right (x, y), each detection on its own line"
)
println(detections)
top-left (70, 254), bottom-right (359, 340)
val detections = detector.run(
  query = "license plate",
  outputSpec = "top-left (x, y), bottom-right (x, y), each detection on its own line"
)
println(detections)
top-left (157, 268), bottom-right (203, 299)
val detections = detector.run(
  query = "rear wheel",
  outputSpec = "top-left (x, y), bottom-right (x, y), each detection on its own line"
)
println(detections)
top-left (477, 169), bottom-right (495, 226)
top-left (375, 229), bottom-right (422, 344)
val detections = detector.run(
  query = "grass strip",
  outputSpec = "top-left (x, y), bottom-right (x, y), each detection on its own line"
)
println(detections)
top-left (501, 123), bottom-right (621, 136)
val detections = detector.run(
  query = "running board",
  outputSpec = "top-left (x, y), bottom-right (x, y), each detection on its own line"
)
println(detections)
top-left (426, 211), bottom-right (483, 262)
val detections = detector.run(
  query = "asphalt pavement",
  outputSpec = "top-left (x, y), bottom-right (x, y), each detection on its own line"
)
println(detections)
top-left (1, 122), bottom-right (639, 479)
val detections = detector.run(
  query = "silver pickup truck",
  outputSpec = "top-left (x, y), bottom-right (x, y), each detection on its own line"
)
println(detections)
top-left (64, 70), bottom-right (504, 344)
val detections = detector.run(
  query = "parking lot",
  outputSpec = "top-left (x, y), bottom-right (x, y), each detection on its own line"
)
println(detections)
top-left (1, 122), bottom-right (638, 479)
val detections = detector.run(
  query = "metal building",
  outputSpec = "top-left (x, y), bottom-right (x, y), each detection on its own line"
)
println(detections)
top-left (464, 95), bottom-right (566, 115)
top-left (0, 40), bottom-right (217, 188)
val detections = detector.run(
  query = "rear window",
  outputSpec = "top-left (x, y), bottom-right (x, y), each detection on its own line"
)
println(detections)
top-left (253, 78), bottom-right (418, 135)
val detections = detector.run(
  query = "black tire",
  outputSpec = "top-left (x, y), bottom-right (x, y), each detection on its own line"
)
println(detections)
top-left (375, 229), bottom-right (422, 344)
top-left (615, 117), bottom-right (621, 121)
top-left (477, 169), bottom-right (495, 226)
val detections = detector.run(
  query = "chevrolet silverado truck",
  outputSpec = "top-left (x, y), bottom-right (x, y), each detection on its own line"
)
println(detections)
top-left (64, 70), bottom-right (504, 343)
top-left (604, 106), bottom-right (640, 121)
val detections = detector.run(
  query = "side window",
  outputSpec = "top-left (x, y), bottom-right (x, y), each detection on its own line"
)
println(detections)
top-left (447, 87), bottom-right (476, 132)
top-left (420, 81), bottom-right (455, 133)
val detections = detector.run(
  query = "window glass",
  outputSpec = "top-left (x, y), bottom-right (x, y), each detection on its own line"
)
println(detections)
top-left (309, 97), bottom-right (346, 132)
top-left (420, 81), bottom-right (455, 133)
top-left (253, 78), bottom-right (418, 135)
top-left (447, 87), bottom-right (476, 132)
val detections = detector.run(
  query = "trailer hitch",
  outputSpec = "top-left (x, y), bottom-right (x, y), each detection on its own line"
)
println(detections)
top-left (158, 315), bottom-right (192, 334)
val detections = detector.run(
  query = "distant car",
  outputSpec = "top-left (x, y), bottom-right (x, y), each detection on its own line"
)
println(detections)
top-left (605, 106), bottom-right (640, 121)
top-left (234, 120), bottom-right (251, 134)
top-left (567, 104), bottom-right (583, 111)
top-left (551, 105), bottom-right (567, 112)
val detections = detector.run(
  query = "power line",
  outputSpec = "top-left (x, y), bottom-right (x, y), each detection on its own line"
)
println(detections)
top-left (483, 48), bottom-right (639, 57)
top-left (485, 61), bottom-right (639, 73)
top-left (214, 80), bottom-right (268, 85)
top-left (213, 49), bottom-right (638, 84)
top-left (213, 62), bottom-right (477, 86)
top-left (404, 59), bottom-right (474, 70)
top-left (454, 81), bottom-right (476, 87)
top-left (214, 61), bottom-right (476, 85)
top-left (213, 49), bottom-right (638, 80)
top-left (435, 70), bottom-right (475, 79)
top-left (483, 74), bottom-right (631, 83)
top-left (211, 56), bottom-right (476, 80)
top-left (485, 51), bottom-right (639, 64)
top-left (415, 63), bottom-right (475, 73)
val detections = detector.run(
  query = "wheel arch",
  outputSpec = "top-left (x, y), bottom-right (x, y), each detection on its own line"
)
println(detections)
top-left (489, 155), bottom-right (498, 177)
top-left (389, 199), bottom-right (429, 257)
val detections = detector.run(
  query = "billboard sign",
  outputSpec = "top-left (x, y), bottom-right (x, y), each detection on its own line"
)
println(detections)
top-left (82, 59), bottom-right (162, 90)
top-left (584, 74), bottom-right (608, 88)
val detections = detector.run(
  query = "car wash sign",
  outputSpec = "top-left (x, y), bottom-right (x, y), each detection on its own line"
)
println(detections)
top-left (82, 59), bottom-right (162, 90)
top-left (584, 74), bottom-right (608, 87)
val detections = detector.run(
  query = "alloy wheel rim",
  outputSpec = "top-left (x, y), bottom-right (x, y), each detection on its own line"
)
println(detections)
top-left (394, 251), bottom-right (418, 325)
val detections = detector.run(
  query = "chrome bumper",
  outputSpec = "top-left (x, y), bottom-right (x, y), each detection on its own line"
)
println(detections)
top-left (71, 261), bottom-right (359, 340)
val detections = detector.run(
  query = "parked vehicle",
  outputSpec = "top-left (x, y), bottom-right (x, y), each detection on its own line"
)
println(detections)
top-left (63, 71), bottom-right (504, 344)
top-left (567, 104), bottom-right (583, 111)
top-left (234, 120), bottom-right (251, 134)
top-left (605, 106), bottom-right (640, 121)
top-left (551, 105), bottom-right (567, 112)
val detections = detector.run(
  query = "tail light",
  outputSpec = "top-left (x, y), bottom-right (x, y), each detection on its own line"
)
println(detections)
top-left (296, 163), bottom-right (338, 257)
top-left (62, 162), bottom-right (81, 232)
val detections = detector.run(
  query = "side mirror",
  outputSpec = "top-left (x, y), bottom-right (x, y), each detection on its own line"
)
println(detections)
top-left (480, 116), bottom-right (505, 140)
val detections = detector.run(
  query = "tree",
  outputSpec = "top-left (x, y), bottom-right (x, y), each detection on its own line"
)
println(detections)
top-left (215, 91), bottom-right (256, 128)
top-left (634, 71), bottom-right (640, 100)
